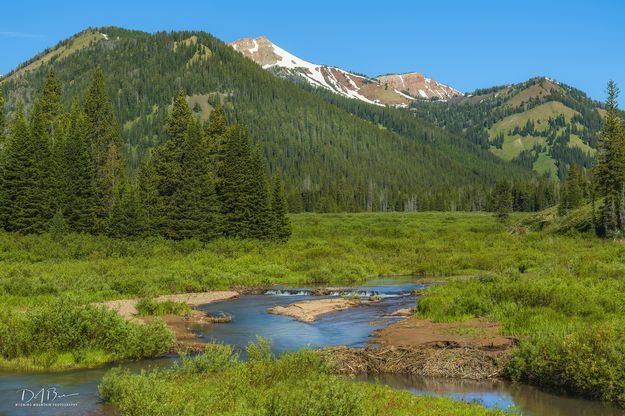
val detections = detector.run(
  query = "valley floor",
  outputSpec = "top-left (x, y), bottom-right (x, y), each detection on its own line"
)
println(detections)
top-left (1, 212), bottom-right (625, 411)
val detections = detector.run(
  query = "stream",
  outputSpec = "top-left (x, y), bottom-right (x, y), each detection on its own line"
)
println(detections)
top-left (0, 280), bottom-right (623, 415)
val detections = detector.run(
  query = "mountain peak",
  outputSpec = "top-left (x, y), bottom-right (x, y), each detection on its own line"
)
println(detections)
top-left (229, 37), bottom-right (461, 106)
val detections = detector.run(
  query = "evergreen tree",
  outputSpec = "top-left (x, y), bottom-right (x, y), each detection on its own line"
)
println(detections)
top-left (593, 81), bottom-right (625, 236)
top-left (39, 69), bottom-right (64, 137)
top-left (247, 145), bottom-right (272, 239)
top-left (0, 102), bottom-right (52, 233)
top-left (271, 174), bottom-right (291, 241)
top-left (39, 69), bottom-right (67, 212)
top-left (492, 180), bottom-right (513, 222)
top-left (63, 99), bottom-right (97, 232)
top-left (148, 91), bottom-right (192, 238)
top-left (218, 125), bottom-right (258, 238)
top-left (84, 67), bottom-right (124, 224)
top-left (559, 164), bottom-right (584, 216)
top-left (136, 156), bottom-right (161, 235)
top-left (0, 90), bottom-right (5, 146)
top-left (205, 106), bottom-right (229, 177)
top-left (170, 119), bottom-right (220, 240)
top-left (106, 181), bottom-right (146, 238)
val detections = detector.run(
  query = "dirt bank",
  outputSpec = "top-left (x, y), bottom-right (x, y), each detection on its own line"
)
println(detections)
top-left (267, 298), bottom-right (367, 322)
top-left (322, 316), bottom-right (517, 379)
top-left (94, 291), bottom-right (239, 320)
top-left (373, 316), bottom-right (516, 350)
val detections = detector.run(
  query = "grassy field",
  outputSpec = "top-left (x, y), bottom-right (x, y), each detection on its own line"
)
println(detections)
top-left (99, 341), bottom-right (507, 416)
top-left (1, 211), bottom-right (624, 406)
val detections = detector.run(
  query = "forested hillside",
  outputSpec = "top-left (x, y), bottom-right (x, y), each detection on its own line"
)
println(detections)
top-left (411, 77), bottom-right (605, 179)
top-left (1, 27), bottom-right (539, 212)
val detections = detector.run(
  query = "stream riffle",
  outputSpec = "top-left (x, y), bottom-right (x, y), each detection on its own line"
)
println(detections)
top-left (0, 280), bottom-right (623, 415)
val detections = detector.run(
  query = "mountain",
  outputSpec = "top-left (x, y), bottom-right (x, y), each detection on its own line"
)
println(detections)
top-left (229, 36), bottom-right (461, 106)
top-left (376, 72), bottom-right (462, 100)
top-left (0, 27), bottom-right (536, 212)
top-left (411, 77), bottom-right (604, 178)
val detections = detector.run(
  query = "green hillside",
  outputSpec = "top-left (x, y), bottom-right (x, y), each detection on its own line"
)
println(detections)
top-left (411, 77), bottom-right (605, 178)
top-left (1, 27), bottom-right (534, 212)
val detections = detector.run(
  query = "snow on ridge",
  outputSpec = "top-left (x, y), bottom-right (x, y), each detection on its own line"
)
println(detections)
top-left (249, 39), bottom-right (259, 54)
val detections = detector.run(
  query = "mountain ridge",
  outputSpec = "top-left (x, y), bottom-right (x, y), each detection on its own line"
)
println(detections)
top-left (0, 26), bottom-right (534, 212)
top-left (229, 35), bottom-right (461, 106)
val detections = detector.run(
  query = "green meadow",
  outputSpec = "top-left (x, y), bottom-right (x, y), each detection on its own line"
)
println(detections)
top-left (1, 212), bottom-right (624, 406)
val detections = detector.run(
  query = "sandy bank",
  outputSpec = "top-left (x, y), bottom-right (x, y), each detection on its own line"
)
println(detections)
top-left (267, 298), bottom-right (366, 322)
top-left (94, 291), bottom-right (239, 320)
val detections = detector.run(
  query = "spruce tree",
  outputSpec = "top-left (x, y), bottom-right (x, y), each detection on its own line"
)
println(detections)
top-left (492, 180), bottom-right (513, 223)
top-left (170, 119), bottom-right (220, 240)
top-left (559, 164), bottom-right (584, 216)
top-left (149, 91), bottom-right (191, 238)
top-left (40, 69), bottom-right (66, 212)
top-left (106, 181), bottom-right (146, 238)
top-left (0, 102), bottom-right (51, 233)
top-left (218, 125), bottom-right (255, 238)
top-left (205, 106), bottom-right (228, 168)
top-left (63, 99), bottom-right (97, 232)
top-left (271, 174), bottom-right (291, 241)
top-left (84, 67), bottom-right (124, 224)
top-left (593, 81), bottom-right (625, 236)
top-left (137, 156), bottom-right (161, 235)
top-left (39, 69), bottom-right (64, 137)
top-left (247, 145), bottom-right (272, 239)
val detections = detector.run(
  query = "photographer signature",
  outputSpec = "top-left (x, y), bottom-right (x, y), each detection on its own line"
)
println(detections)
top-left (16, 387), bottom-right (79, 407)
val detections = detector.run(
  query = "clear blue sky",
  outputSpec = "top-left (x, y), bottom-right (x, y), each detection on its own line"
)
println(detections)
top-left (2, 0), bottom-right (624, 104)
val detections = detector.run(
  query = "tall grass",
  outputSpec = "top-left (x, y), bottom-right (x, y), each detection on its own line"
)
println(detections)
top-left (0, 298), bottom-right (174, 370)
top-left (99, 340), bottom-right (506, 416)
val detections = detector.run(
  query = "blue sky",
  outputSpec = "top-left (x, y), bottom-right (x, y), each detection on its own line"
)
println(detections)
top-left (1, 0), bottom-right (624, 103)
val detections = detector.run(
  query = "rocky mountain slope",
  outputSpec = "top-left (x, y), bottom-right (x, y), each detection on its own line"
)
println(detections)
top-left (230, 36), bottom-right (461, 106)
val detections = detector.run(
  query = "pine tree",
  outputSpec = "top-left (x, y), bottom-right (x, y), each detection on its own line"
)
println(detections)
top-left (39, 69), bottom-right (64, 137)
top-left (170, 118), bottom-right (220, 240)
top-left (271, 174), bottom-right (291, 241)
top-left (247, 145), bottom-right (272, 239)
top-left (83, 67), bottom-right (124, 224)
top-left (137, 156), bottom-right (162, 235)
top-left (148, 91), bottom-right (192, 238)
top-left (40, 69), bottom-right (66, 212)
top-left (63, 99), bottom-right (97, 232)
top-left (205, 106), bottom-right (228, 170)
top-left (106, 181), bottom-right (146, 238)
top-left (492, 180), bottom-right (513, 223)
top-left (559, 164), bottom-right (584, 216)
top-left (0, 102), bottom-right (52, 233)
top-left (218, 125), bottom-right (256, 238)
top-left (593, 81), bottom-right (625, 236)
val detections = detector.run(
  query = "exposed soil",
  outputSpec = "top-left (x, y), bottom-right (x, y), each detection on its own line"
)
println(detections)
top-left (93, 291), bottom-right (239, 320)
top-left (94, 291), bottom-right (238, 352)
top-left (372, 317), bottom-right (517, 350)
top-left (322, 316), bottom-right (517, 380)
top-left (267, 298), bottom-right (367, 322)
top-left (384, 307), bottom-right (415, 317)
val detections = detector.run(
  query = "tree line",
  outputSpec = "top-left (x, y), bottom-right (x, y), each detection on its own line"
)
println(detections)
top-left (490, 81), bottom-right (625, 231)
top-left (0, 69), bottom-right (291, 241)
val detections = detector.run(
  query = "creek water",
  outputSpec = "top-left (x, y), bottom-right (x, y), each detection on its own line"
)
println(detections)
top-left (0, 280), bottom-right (622, 415)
